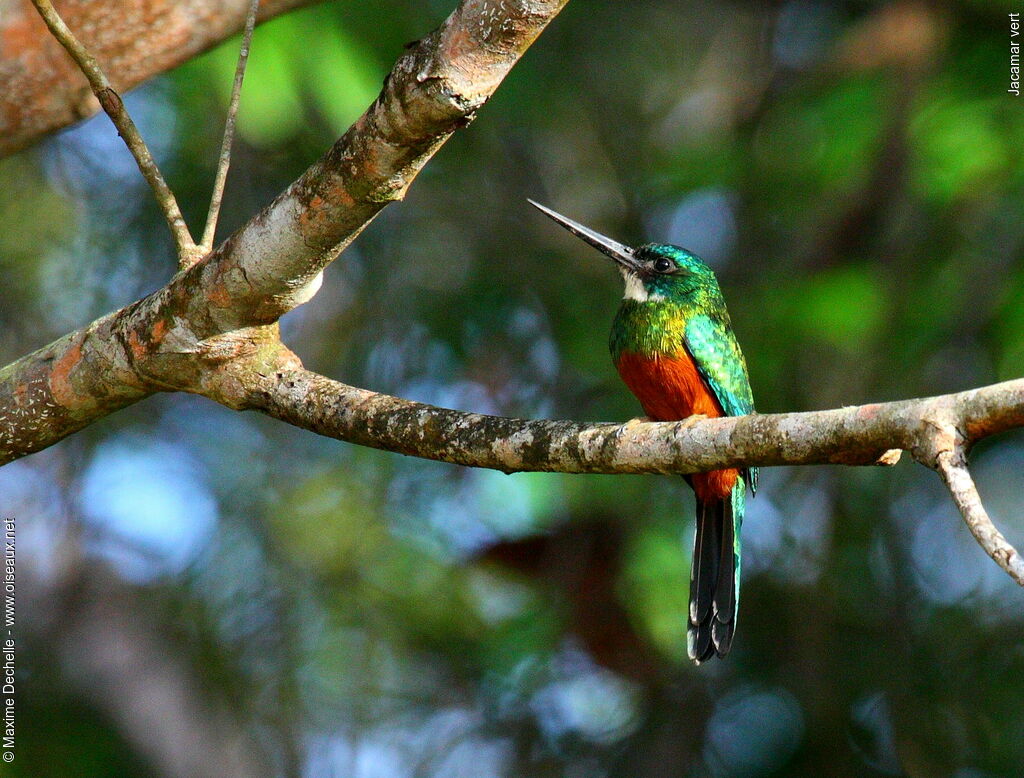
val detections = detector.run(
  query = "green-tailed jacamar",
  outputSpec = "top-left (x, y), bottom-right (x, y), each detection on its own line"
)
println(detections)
top-left (531, 200), bottom-right (757, 663)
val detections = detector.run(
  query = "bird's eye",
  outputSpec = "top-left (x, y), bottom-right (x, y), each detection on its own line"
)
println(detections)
top-left (653, 257), bottom-right (673, 273)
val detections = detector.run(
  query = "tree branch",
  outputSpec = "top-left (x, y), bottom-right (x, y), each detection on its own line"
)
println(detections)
top-left (1, 0), bottom-right (320, 156)
top-left (0, 312), bottom-right (155, 462)
top-left (0, 0), bottom-right (570, 463)
top-left (236, 367), bottom-right (1023, 585)
top-left (175, 0), bottom-right (573, 332)
top-left (936, 449), bottom-right (1024, 586)
top-left (29, 0), bottom-right (198, 260)
top-left (200, 0), bottom-right (260, 256)
top-left (242, 368), bottom-right (1023, 476)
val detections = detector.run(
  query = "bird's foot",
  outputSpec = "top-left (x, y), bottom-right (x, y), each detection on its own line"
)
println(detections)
top-left (615, 416), bottom-right (652, 444)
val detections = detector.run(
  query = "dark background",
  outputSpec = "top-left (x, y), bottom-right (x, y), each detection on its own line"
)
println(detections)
top-left (2, 0), bottom-right (1024, 775)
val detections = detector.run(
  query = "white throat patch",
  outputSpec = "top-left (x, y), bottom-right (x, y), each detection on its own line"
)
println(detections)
top-left (621, 272), bottom-right (662, 302)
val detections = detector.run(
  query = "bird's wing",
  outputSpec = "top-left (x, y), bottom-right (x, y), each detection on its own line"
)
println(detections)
top-left (684, 313), bottom-right (758, 492)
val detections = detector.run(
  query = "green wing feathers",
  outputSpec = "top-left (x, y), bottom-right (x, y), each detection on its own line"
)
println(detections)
top-left (683, 313), bottom-right (758, 493)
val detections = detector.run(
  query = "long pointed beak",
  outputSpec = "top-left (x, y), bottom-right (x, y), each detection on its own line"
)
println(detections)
top-left (528, 200), bottom-right (639, 271)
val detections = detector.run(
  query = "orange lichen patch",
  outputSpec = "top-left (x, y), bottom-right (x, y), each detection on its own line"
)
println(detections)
top-left (13, 383), bottom-right (28, 408)
top-left (208, 282), bottom-right (231, 307)
top-left (964, 415), bottom-right (1019, 441)
top-left (444, 27), bottom-right (473, 60)
top-left (299, 197), bottom-right (327, 231)
top-left (857, 403), bottom-right (881, 420)
top-left (362, 143), bottom-right (386, 180)
top-left (151, 318), bottom-right (168, 344)
top-left (49, 339), bottom-right (84, 407)
top-left (615, 349), bottom-right (738, 501)
top-left (128, 330), bottom-right (147, 360)
top-left (298, 182), bottom-right (354, 233)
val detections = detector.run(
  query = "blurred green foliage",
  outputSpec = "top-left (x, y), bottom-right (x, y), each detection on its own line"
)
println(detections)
top-left (2, 1), bottom-right (1024, 776)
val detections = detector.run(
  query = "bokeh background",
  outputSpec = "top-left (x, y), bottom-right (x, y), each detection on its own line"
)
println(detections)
top-left (3, 0), bottom-right (1024, 775)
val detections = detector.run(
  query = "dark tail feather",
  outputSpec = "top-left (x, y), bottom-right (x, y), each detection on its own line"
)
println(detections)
top-left (688, 491), bottom-right (740, 663)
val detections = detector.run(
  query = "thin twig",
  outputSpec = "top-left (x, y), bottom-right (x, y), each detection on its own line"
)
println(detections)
top-left (29, 0), bottom-right (198, 261)
top-left (199, 0), bottom-right (261, 256)
top-left (936, 449), bottom-right (1024, 586)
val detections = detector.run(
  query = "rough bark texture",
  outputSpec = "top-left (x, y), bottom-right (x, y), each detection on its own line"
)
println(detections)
top-left (240, 367), bottom-right (1021, 585)
top-left (199, 0), bottom-right (570, 324)
top-left (0, 312), bottom-right (151, 460)
top-left (0, 0), bottom-right (319, 155)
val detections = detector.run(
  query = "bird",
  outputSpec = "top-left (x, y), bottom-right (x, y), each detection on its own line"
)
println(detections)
top-left (529, 199), bottom-right (757, 663)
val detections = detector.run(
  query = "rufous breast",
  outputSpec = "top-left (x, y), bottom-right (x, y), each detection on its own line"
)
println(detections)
top-left (615, 349), bottom-right (738, 501)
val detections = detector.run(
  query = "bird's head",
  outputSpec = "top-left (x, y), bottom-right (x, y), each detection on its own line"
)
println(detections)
top-left (529, 200), bottom-right (718, 304)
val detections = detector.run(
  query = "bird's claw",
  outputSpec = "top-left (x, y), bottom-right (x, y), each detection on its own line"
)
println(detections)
top-left (615, 416), bottom-right (652, 443)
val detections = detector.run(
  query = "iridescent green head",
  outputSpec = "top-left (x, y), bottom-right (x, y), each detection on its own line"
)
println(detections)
top-left (528, 200), bottom-right (720, 305)
top-left (624, 244), bottom-right (717, 302)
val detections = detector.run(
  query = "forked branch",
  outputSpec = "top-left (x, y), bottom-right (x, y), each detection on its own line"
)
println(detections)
top-left (0, 0), bottom-right (571, 465)
top-left (29, 0), bottom-right (198, 262)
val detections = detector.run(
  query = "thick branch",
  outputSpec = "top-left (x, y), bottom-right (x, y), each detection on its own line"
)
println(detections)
top-left (0, 312), bottom-right (153, 461)
top-left (244, 369), bottom-right (1024, 476)
top-left (1, 0), bottom-right (319, 156)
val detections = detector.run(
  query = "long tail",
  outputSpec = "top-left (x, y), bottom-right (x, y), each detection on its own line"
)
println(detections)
top-left (688, 480), bottom-right (745, 663)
